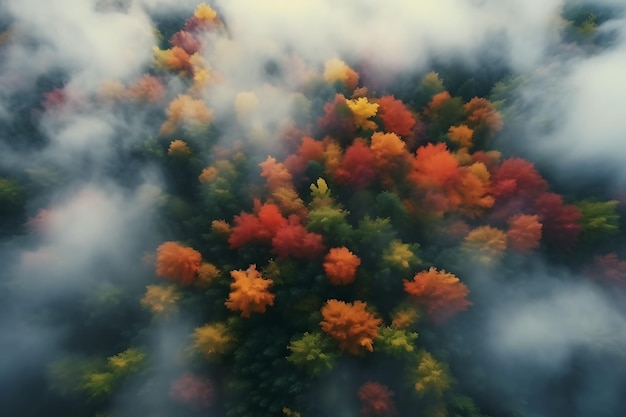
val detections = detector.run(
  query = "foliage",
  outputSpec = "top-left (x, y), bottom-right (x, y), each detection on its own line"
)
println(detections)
top-left (225, 265), bottom-right (275, 317)
top-left (286, 332), bottom-right (338, 376)
top-left (403, 267), bottom-right (471, 323)
top-left (320, 300), bottom-right (382, 355)
top-left (156, 241), bottom-right (203, 285)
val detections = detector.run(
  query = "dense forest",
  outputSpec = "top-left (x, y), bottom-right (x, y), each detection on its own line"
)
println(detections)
top-left (1, 1), bottom-right (626, 417)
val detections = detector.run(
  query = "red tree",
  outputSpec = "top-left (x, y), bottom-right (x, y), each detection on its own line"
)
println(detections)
top-left (357, 382), bottom-right (398, 417)
top-left (376, 95), bottom-right (416, 137)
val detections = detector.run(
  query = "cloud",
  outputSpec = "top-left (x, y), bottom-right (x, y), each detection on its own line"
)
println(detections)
top-left (4, 0), bottom-right (155, 93)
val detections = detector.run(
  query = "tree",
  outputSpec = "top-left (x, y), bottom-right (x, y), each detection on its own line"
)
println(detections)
top-left (507, 214), bottom-right (542, 253)
top-left (320, 300), bottom-right (382, 355)
top-left (156, 241), bottom-right (203, 285)
top-left (376, 95), bottom-right (416, 137)
top-left (287, 332), bottom-right (337, 376)
top-left (357, 381), bottom-right (398, 417)
top-left (169, 373), bottom-right (215, 410)
top-left (193, 322), bottom-right (235, 359)
top-left (323, 247), bottom-right (361, 285)
top-left (462, 225), bottom-right (507, 265)
top-left (225, 265), bottom-right (275, 317)
top-left (403, 267), bottom-right (470, 323)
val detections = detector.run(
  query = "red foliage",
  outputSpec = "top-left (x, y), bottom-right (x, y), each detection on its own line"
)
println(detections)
top-left (272, 216), bottom-right (325, 260)
top-left (403, 267), bottom-right (471, 323)
top-left (283, 136), bottom-right (325, 177)
top-left (228, 200), bottom-right (287, 248)
top-left (591, 253), bottom-right (626, 288)
top-left (156, 241), bottom-right (202, 285)
top-left (357, 382), bottom-right (398, 417)
top-left (491, 158), bottom-right (547, 201)
top-left (533, 192), bottom-right (582, 249)
top-left (170, 30), bottom-right (201, 55)
top-left (169, 373), bottom-right (215, 410)
top-left (376, 95), bottom-right (416, 137)
top-left (507, 214), bottom-right (542, 253)
top-left (317, 94), bottom-right (356, 140)
top-left (334, 140), bottom-right (377, 189)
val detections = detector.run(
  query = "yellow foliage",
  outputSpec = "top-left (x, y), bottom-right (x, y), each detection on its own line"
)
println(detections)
top-left (271, 187), bottom-right (307, 218)
top-left (197, 262), bottom-right (220, 287)
top-left (211, 219), bottom-right (232, 235)
top-left (323, 138), bottom-right (343, 176)
top-left (235, 91), bottom-right (260, 123)
top-left (193, 323), bottom-right (234, 359)
top-left (448, 124), bottom-right (474, 149)
top-left (323, 58), bottom-right (359, 90)
top-left (382, 240), bottom-right (416, 269)
top-left (141, 285), bottom-right (181, 314)
top-left (195, 3), bottom-right (217, 21)
top-left (345, 97), bottom-right (378, 130)
top-left (391, 306), bottom-right (420, 329)
top-left (462, 226), bottom-right (507, 264)
top-left (414, 351), bottom-right (451, 397)
top-left (467, 162), bottom-right (490, 183)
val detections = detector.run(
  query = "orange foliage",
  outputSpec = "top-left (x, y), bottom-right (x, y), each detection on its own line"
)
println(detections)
top-left (161, 94), bottom-right (213, 135)
top-left (128, 75), bottom-right (165, 103)
top-left (168, 139), bottom-right (191, 157)
top-left (403, 267), bottom-right (470, 323)
top-left (463, 97), bottom-right (503, 134)
top-left (323, 137), bottom-right (343, 176)
top-left (357, 381), bottom-right (398, 417)
top-left (269, 187), bottom-right (308, 219)
top-left (156, 241), bottom-right (202, 286)
top-left (272, 216), bottom-right (325, 260)
top-left (507, 214), bottom-right (542, 253)
top-left (323, 247), bottom-right (361, 285)
top-left (260, 156), bottom-right (293, 191)
top-left (411, 143), bottom-right (459, 188)
top-left (425, 91), bottom-right (451, 114)
top-left (376, 95), bottom-right (416, 137)
top-left (225, 265), bottom-right (275, 317)
top-left (320, 300), bottom-right (382, 355)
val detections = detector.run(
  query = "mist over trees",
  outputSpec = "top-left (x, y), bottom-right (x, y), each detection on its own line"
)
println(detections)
top-left (2, 1), bottom-right (626, 417)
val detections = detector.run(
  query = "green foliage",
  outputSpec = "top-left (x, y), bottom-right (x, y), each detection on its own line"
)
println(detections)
top-left (0, 177), bottom-right (23, 215)
top-left (80, 348), bottom-right (146, 399)
top-left (355, 216), bottom-right (395, 249)
top-left (376, 326), bottom-right (418, 357)
top-left (287, 332), bottom-right (338, 376)
top-left (306, 205), bottom-right (353, 246)
top-left (381, 239), bottom-right (421, 270)
top-left (375, 191), bottom-right (408, 224)
top-left (576, 199), bottom-right (620, 242)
